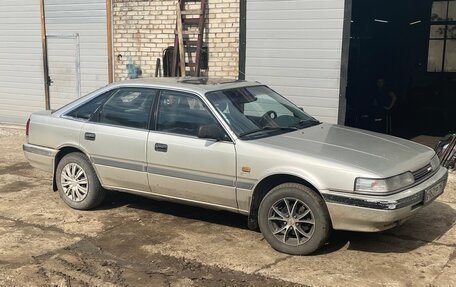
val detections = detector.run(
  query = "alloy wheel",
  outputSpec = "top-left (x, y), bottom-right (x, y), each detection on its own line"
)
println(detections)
top-left (60, 163), bottom-right (88, 202)
top-left (267, 197), bottom-right (315, 246)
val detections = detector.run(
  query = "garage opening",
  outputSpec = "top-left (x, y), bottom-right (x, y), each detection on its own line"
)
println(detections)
top-left (344, 0), bottom-right (456, 146)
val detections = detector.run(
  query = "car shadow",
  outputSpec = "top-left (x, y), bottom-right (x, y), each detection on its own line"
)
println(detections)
top-left (98, 191), bottom-right (456, 254)
top-left (98, 190), bottom-right (249, 230)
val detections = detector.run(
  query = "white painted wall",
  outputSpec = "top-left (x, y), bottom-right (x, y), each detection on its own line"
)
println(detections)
top-left (0, 0), bottom-right (45, 124)
top-left (45, 0), bottom-right (109, 109)
top-left (245, 0), bottom-right (345, 123)
top-left (0, 0), bottom-right (109, 123)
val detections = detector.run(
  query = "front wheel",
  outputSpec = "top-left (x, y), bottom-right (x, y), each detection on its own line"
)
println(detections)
top-left (258, 183), bottom-right (331, 255)
top-left (56, 152), bottom-right (106, 210)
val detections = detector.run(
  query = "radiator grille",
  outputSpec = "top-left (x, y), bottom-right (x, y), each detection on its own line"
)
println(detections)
top-left (412, 164), bottom-right (432, 182)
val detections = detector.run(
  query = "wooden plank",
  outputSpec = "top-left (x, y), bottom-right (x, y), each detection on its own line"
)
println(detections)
top-left (176, 3), bottom-right (186, 77)
top-left (171, 0), bottom-right (183, 77)
top-left (184, 40), bottom-right (198, 46)
top-left (181, 9), bottom-right (202, 15)
top-left (106, 0), bottom-right (113, 83)
top-left (171, 32), bottom-right (178, 76)
top-left (182, 17), bottom-right (200, 26)
top-left (175, 29), bottom-right (199, 35)
top-left (40, 0), bottom-right (50, 110)
top-left (195, 0), bottom-right (206, 76)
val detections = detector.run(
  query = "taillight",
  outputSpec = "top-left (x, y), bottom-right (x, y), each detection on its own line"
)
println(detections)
top-left (26, 118), bottom-right (30, 136)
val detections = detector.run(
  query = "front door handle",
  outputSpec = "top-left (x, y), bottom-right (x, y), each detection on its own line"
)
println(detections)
top-left (154, 143), bottom-right (168, 152)
top-left (84, 132), bottom-right (96, 141)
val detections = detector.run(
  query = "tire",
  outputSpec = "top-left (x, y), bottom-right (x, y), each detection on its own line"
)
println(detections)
top-left (56, 152), bottom-right (106, 210)
top-left (258, 183), bottom-right (331, 255)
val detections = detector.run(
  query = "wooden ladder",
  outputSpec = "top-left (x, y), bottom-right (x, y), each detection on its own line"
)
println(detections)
top-left (171, 0), bottom-right (207, 77)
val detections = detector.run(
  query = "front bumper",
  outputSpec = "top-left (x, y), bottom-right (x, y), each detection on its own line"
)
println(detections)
top-left (23, 143), bottom-right (57, 173)
top-left (322, 166), bottom-right (448, 232)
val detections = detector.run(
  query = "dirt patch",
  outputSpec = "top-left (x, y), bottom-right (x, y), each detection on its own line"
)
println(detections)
top-left (0, 162), bottom-right (33, 176)
top-left (30, 238), bottom-right (304, 287)
top-left (0, 127), bottom-right (22, 138)
top-left (0, 180), bottom-right (35, 193)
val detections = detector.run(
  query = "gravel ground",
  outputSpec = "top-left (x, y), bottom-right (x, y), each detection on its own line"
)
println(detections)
top-left (0, 125), bottom-right (455, 286)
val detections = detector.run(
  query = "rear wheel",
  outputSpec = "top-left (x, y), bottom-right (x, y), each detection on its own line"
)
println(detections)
top-left (258, 183), bottom-right (331, 255)
top-left (56, 152), bottom-right (105, 210)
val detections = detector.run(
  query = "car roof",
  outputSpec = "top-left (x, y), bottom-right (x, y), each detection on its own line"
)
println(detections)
top-left (110, 77), bottom-right (261, 94)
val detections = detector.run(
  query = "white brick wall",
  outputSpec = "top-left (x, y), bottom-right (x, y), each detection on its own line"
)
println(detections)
top-left (112, 0), bottom-right (239, 81)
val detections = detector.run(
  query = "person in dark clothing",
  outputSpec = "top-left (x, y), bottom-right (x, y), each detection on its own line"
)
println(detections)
top-left (371, 78), bottom-right (397, 134)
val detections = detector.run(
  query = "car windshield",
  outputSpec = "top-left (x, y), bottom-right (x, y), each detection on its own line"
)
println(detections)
top-left (206, 85), bottom-right (320, 139)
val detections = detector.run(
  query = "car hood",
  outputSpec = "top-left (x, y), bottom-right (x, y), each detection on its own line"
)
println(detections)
top-left (254, 123), bottom-right (435, 176)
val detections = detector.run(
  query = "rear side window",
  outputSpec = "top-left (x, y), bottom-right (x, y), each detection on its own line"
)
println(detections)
top-left (65, 91), bottom-right (113, 120)
top-left (96, 88), bottom-right (157, 129)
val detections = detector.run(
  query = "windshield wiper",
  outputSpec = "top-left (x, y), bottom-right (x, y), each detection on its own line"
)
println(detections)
top-left (239, 126), bottom-right (298, 138)
top-left (294, 120), bottom-right (321, 129)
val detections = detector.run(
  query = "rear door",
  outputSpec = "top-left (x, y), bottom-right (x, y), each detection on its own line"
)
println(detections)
top-left (146, 89), bottom-right (237, 209)
top-left (80, 87), bottom-right (157, 192)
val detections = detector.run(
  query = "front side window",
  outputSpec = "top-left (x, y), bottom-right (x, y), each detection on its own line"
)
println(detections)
top-left (95, 88), bottom-right (157, 129)
top-left (427, 0), bottom-right (456, 72)
top-left (156, 90), bottom-right (222, 137)
top-left (206, 86), bottom-right (319, 140)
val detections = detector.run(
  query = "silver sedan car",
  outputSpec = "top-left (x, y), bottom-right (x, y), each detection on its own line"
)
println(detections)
top-left (23, 78), bottom-right (448, 255)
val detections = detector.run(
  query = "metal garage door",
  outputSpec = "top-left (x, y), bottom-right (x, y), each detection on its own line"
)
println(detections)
top-left (45, 0), bottom-right (109, 109)
top-left (0, 0), bottom-right (45, 124)
top-left (245, 0), bottom-right (345, 124)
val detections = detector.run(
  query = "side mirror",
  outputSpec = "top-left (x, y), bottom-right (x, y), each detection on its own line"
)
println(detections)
top-left (197, 124), bottom-right (226, 141)
top-left (299, 107), bottom-right (304, 111)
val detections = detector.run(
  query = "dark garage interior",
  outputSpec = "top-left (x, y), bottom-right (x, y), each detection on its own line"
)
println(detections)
top-left (345, 0), bottom-right (456, 142)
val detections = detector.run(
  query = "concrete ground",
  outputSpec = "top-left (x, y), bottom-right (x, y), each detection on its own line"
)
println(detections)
top-left (0, 125), bottom-right (455, 287)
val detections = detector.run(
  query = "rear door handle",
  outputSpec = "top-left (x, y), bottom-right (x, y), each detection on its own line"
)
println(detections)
top-left (84, 132), bottom-right (96, 141)
top-left (154, 143), bottom-right (168, 152)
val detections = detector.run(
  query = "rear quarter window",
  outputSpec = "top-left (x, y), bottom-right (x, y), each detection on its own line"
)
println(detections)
top-left (65, 91), bottom-right (113, 120)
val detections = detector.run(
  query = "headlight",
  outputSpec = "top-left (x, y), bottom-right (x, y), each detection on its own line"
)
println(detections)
top-left (355, 172), bottom-right (415, 194)
top-left (430, 154), bottom-right (440, 171)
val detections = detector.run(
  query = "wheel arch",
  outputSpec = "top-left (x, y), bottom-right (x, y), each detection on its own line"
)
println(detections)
top-left (247, 173), bottom-right (323, 229)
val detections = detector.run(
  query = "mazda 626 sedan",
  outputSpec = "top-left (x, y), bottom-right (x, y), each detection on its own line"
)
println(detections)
top-left (23, 78), bottom-right (448, 255)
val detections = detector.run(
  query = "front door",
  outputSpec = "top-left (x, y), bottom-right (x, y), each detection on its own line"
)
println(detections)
top-left (147, 90), bottom-right (237, 209)
top-left (80, 87), bottom-right (157, 192)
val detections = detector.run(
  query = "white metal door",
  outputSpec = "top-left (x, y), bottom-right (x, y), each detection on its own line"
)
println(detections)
top-left (245, 0), bottom-right (345, 124)
top-left (47, 33), bottom-right (81, 110)
top-left (45, 0), bottom-right (108, 107)
top-left (0, 0), bottom-right (44, 124)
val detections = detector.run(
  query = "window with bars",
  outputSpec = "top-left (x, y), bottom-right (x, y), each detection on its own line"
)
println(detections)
top-left (427, 0), bottom-right (456, 72)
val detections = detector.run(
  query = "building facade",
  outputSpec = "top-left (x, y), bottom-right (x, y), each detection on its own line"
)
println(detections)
top-left (0, 0), bottom-right (110, 123)
top-left (112, 0), bottom-right (240, 80)
top-left (244, 0), bottom-right (347, 124)
top-left (0, 0), bottom-right (353, 128)
top-left (0, 0), bottom-right (44, 124)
